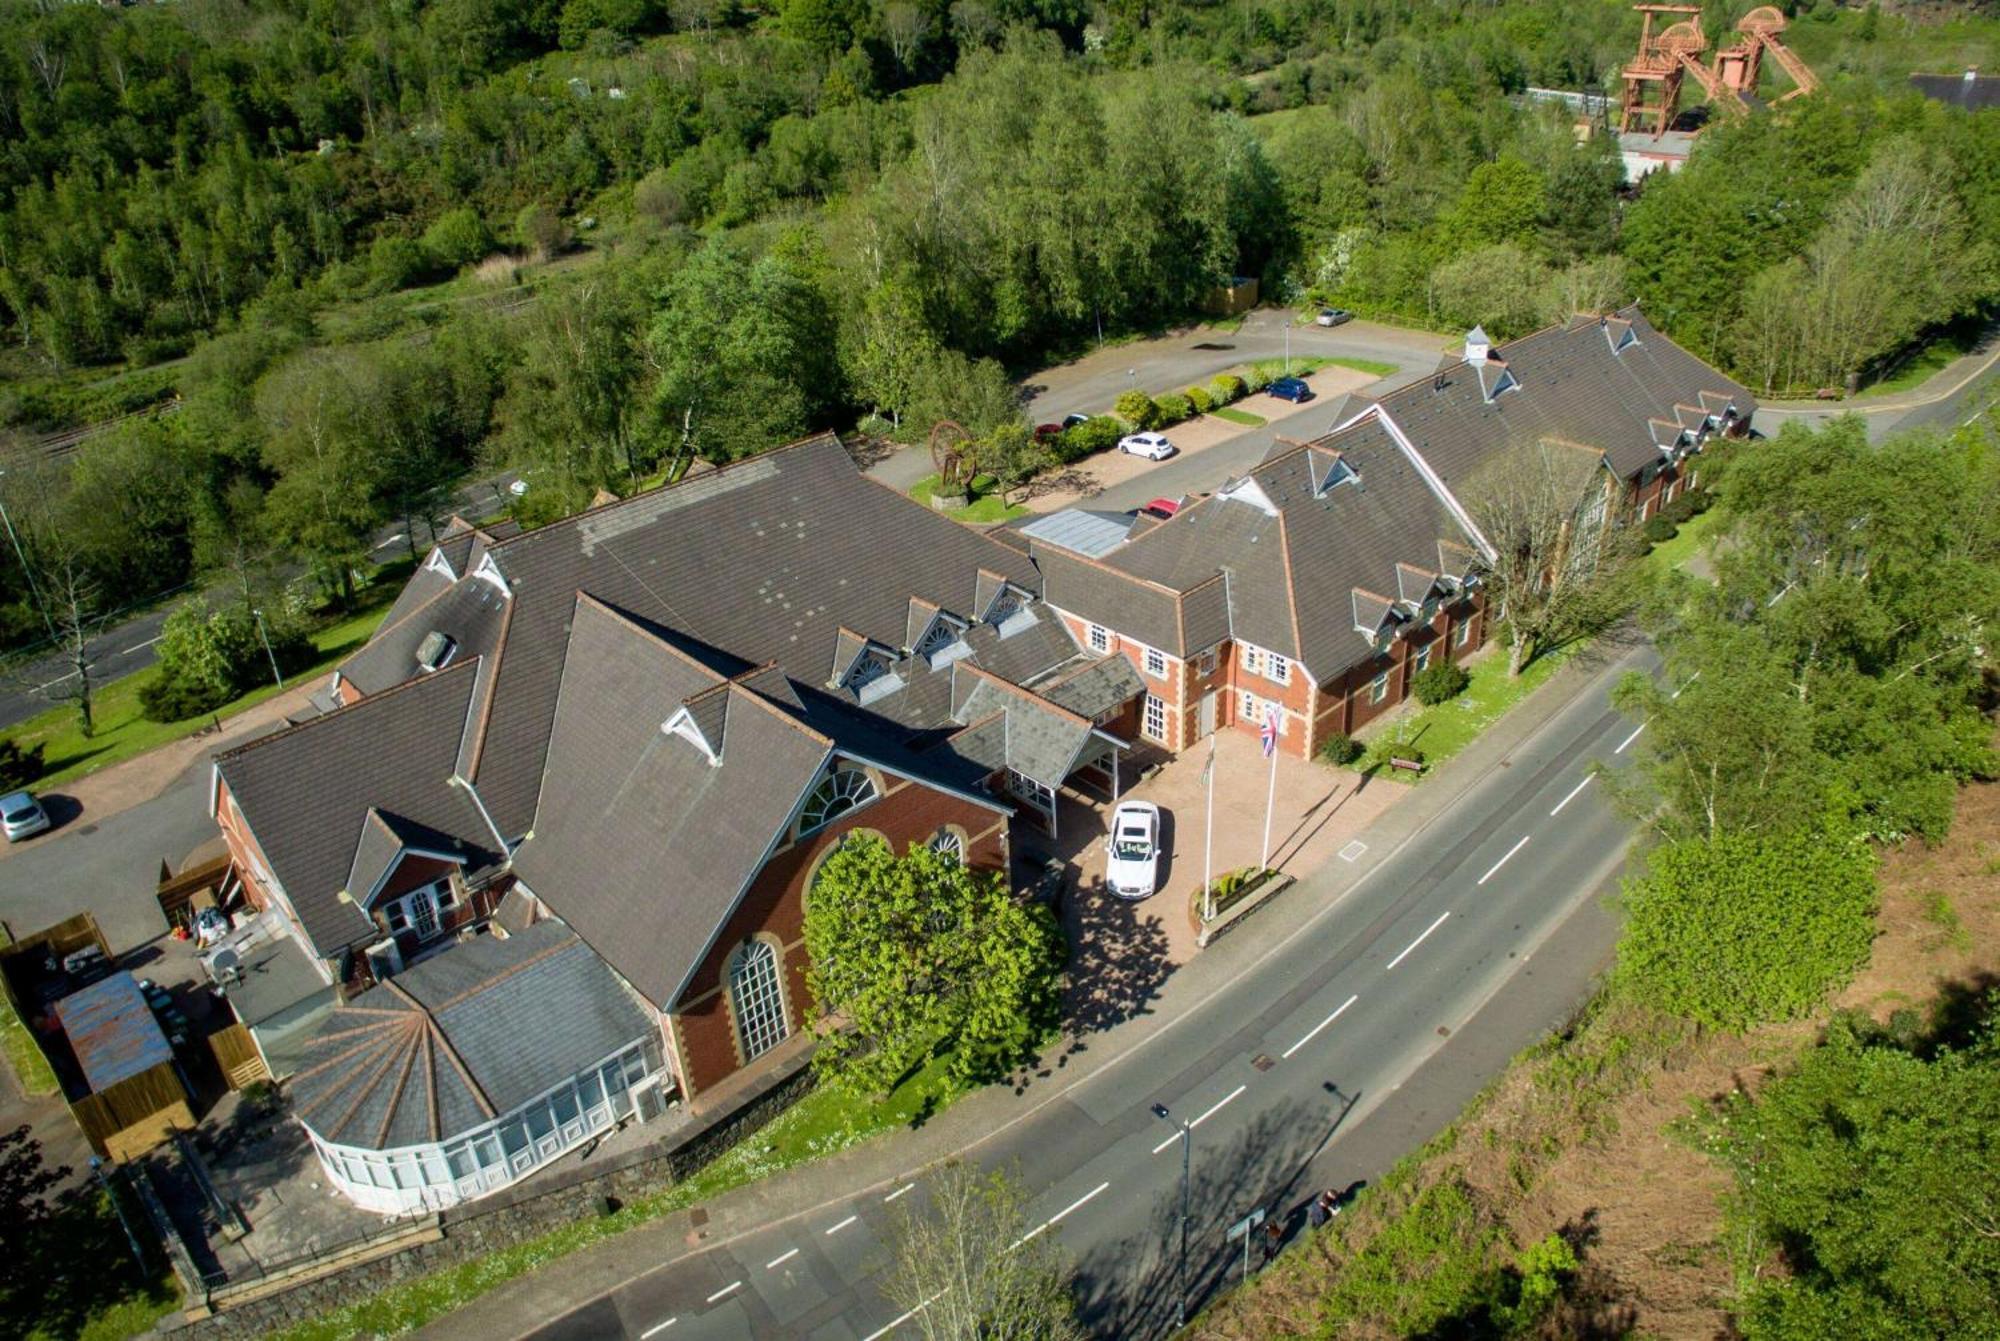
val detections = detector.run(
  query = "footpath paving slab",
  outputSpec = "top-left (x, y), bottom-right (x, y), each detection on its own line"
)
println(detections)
top-left (412, 635), bottom-right (1644, 1341)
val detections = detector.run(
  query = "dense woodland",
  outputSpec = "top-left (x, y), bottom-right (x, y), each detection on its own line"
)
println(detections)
top-left (0, 0), bottom-right (1995, 663)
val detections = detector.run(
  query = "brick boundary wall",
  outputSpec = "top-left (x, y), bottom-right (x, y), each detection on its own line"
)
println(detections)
top-left (166, 1059), bottom-right (814, 1338)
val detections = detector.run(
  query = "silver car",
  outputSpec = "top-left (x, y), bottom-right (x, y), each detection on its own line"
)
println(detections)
top-left (1104, 800), bottom-right (1162, 900)
top-left (1, 790), bottom-right (51, 842)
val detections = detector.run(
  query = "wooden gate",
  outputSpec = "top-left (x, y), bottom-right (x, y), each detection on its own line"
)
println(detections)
top-left (208, 1023), bottom-right (270, 1090)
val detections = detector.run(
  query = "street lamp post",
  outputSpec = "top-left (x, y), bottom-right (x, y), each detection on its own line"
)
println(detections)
top-left (1284, 322), bottom-right (1291, 377)
top-left (0, 469), bottom-right (57, 643)
top-left (251, 608), bottom-right (285, 690)
top-left (1151, 1102), bottom-right (1191, 1330)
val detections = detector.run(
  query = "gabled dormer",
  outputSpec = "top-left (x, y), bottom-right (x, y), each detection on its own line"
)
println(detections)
top-left (975, 569), bottom-right (1036, 633)
top-left (1477, 359), bottom-right (1519, 403)
top-left (906, 598), bottom-right (971, 667)
top-left (1394, 562), bottom-right (1454, 611)
top-left (1310, 451), bottom-right (1359, 498)
top-left (1352, 588), bottom-right (1404, 643)
top-left (1438, 538), bottom-right (1483, 591)
top-left (663, 684), bottom-right (729, 766)
top-left (828, 627), bottom-right (903, 704)
top-left (1602, 316), bottom-right (1637, 355)
top-left (1217, 474), bottom-right (1279, 516)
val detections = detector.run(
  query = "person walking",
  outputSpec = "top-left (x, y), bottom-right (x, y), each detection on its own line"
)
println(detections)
top-left (1308, 1194), bottom-right (1330, 1231)
top-left (1261, 1216), bottom-right (1284, 1264)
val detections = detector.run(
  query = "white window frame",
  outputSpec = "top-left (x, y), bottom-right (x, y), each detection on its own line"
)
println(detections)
top-left (1238, 689), bottom-right (1261, 723)
top-left (1454, 619), bottom-right (1472, 649)
top-left (1144, 646), bottom-right (1167, 678)
top-left (1240, 645), bottom-right (1263, 676)
top-left (729, 939), bottom-right (789, 1063)
top-left (1414, 643), bottom-right (1431, 673)
top-left (1142, 694), bottom-right (1168, 742)
top-left (1368, 671), bottom-right (1389, 705)
top-left (1267, 653), bottom-right (1291, 686)
top-left (1086, 623), bottom-right (1110, 653)
top-left (928, 828), bottom-right (966, 863)
top-left (799, 767), bottom-right (878, 835)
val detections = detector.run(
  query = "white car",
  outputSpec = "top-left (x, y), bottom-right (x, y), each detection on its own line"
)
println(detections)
top-left (1104, 800), bottom-right (1162, 900)
top-left (1118, 433), bottom-right (1176, 461)
top-left (1, 790), bottom-right (51, 842)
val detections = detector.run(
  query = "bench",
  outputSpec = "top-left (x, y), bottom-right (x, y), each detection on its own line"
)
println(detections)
top-left (1387, 756), bottom-right (1425, 774)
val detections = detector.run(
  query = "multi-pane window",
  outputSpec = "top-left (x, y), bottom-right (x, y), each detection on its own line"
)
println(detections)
top-left (1143, 694), bottom-right (1168, 742)
top-left (1454, 619), bottom-right (1472, 648)
top-left (1087, 623), bottom-right (1110, 652)
top-left (1144, 646), bottom-right (1167, 678)
top-left (1368, 672), bottom-right (1390, 705)
top-left (1239, 690), bottom-right (1260, 722)
top-left (800, 768), bottom-right (877, 834)
top-left (929, 828), bottom-right (965, 863)
top-left (1241, 645), bottom-right (1263, 676)
top-left (1414, 644), bottom-right (1432, 673)
top-left (729, 939), bottom-right (788, 1062)
top-left (916, 618), bottom-right (961, 660)
top-left (1268, 654), bottom-right (1291, 686)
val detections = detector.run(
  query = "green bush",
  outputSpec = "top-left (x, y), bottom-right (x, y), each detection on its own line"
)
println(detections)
top-left (1241, 366), bottom-right (1271, 394)
top-left (1114, 389), bottom-right (1158, 429)
top-left (1684, 485), bottom-right (1714, 514)
top-left (140, 599), bottom-right (317, 723)
top-left (1057, 415), bottom-right (1123, 461)
top-left (1153, 392), bottom-right (1192, 425)
top-left (1210, 374), bottom-right (1246, 405)
top-left (1411, 661), bottom-right (1471, 706)
top-left (1658, 491), bottom-right (1699, 526)
top-left (1185, 385), bottom-right (1213, 415)
top-left (0, 739), bottom-right (45, 790)
top-left (1319, 732), bottom-right (1364, 766)
top-left (367, 235), bottom-right (429, 294)
top-left (421, 207), bottom-right (494, 272)
top-left (1641, 513), bottom-right (1679, 543)
top-left (1616, 829), bottom-right (1877, 1031)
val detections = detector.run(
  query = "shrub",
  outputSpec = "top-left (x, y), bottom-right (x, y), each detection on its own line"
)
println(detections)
top-left (1319, 732), bottom-right (1364, 766)
top-left (1411, 661), bottom-right (1471, 706)
top-left (1153, 392), bottom-right (1192, 425)
top-left (516, 202), bottom-right (571, 259)
top-left (1241, 366), bottom-right (1271, 394)
top-left (1210, 374), bottom-right (1246, 405)
top-left (1615, 829), bottom-right (1877, 1031)
top-left (0, 739), bottom-right (45, 790)
top-left (1641, 513), bottom-right (1679, 543)
top-left (1684, 485), bottom-right (1714, 514)
top-left (1057, 415), bottom-right (1123, 461)
top-left (366, 235), bottom-right (429, 293)
top-left (1185, 385), bottom-right (1213, 415)
top-left (1659, 491), bottom-right (1698, 525)
top-left (141, 599), bottom-right (317, 723)
top-left (1114, 389), bottom-right (1158, 429)
top-left (421, 207), bottom-right (493, 272)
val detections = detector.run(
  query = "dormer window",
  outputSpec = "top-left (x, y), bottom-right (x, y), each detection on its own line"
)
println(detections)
top-left (800, 766), bottom-right (878, 835)
top-left (914, 615), bottom-right (967, 664)
top-left (845, 652), bottom-right (889, 692)
top-left (415, 631), bottom-right (457, 673)
top-left (983, 582), bottom-right (1031, 626)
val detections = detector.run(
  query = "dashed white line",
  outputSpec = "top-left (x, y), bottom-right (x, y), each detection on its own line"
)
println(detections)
top-left (1670, 670), bottom-right (1700, 700)
top-left (640, 1318), bottom-right (678, 1338)
top-left (765, 1247), bottom-right (800, 1270)
top-left (884, 1182), bottom-right (915, 1203)
top-left (1615, 722), bottom-right (1646, 753)
top-left (704, 1281), bottom-right (741, 1304)
top-left (1477, 835), bottom-right (1531, 886)
top-left (1151, 1083), bottom-right (1249, 1153)
top-left (860, 1290), bottom-right (944, 1341)
top-left (1049, 1181), bottom-right (1110, 1226)
top-left (1281, 994), bottom-right (1358, 1059)
top-left (1550, 775), bottom-right (1592, 816)
top-left (825, 1214), bottom-right (859, 1235)
top-left (120, 635), bottom-right (161, 655)
top-left (1385, 911), bottom-right (1451, 970)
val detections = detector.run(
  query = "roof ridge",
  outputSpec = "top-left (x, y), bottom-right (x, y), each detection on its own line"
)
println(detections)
top-left (460, 594), bottom-right (514, 783)
top-left (571, 593), bottom-right (734, 687)
top-left (485, 433), bottom-right (847, 556)
top-left (954, 663), bottom-right (1092, 728)
top-left (215, 657), bottom-right (481, 765)
top-left (1274, 508), bottom-right (1305, 664)
top-left (728, 680), bottom-right (836, 746)
top-left (384, 976), bottom-right (499, 1121)
top-left (348, 575), bottom-right (462, 661)
top-left (428, 929), bottom-right (577, 1013)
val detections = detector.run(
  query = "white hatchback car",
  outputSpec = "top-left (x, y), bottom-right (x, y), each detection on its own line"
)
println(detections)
top-left (1, 790), bottom-right (51, 842)
top-left (1104, 800), bottom-right (1163, 900)
top-left (1117, 432), bottom-right (1176, 461)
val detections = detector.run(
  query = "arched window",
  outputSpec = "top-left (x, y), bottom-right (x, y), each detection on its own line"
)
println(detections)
top-left (800, 767), bottom-right (877, 834)
top-left (928, 827), bottom-right (965, 863)
top-left (728, 940), bottom-right (788, 1062)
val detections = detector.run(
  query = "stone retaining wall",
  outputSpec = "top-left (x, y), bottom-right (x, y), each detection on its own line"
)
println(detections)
top-left (167, 1060), bottom-right (813, 1338)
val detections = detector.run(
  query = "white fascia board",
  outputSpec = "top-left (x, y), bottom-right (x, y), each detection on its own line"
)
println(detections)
top-left (1370, 405), bottom-right (1498, 564)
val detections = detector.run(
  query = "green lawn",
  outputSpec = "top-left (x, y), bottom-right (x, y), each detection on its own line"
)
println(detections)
top-left (1860, 331), bottom-right (1979, 399)
top-left (2, 599), bottom-right (396, 790)
top-left (1352, 643), bottom-right (1581, 783)
top-left (271, 1054), bottom-right (972, 1341)
top-left (910, 472), bottom-right (1029, 525)
top-left (1323, 355), bottom-right (1397, 379)
top-left (1210, 406), bottom-right (1266, 427)
top-left (1642, 506), bottom-right (1723, 579)
top-left (0, 984), bottom-right (58, 1097)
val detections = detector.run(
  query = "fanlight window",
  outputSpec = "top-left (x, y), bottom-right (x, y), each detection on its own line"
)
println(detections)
top-left (929, 829), bottom-right (965, 863)
top-left (845, 652), bottom-right (889, 692)
top-left (728, 940), bottom-right (788, 1062)
top-left (916, 618), bottom-right (963, 660)
top-left (800, 768), bottom-right (877, 834)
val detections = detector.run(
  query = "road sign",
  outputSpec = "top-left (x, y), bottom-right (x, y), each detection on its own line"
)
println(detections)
top-left (1226, 1207), bottom-right (1266, 1241)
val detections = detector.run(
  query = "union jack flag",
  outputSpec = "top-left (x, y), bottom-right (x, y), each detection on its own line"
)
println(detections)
top-left (1261, 705), bottom-right (1280, 758)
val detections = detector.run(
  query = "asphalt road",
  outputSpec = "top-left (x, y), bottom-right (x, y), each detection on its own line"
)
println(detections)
top-left (1751, 344), bottom-right (2000, 443)
top-left (506, 640), bottom-right (1660, 1341)
top-left (0, 472), bottom-right (522, 732)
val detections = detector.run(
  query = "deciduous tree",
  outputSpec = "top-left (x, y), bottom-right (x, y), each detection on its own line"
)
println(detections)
top-left (883, 1161), bottom-right (1084, 1341)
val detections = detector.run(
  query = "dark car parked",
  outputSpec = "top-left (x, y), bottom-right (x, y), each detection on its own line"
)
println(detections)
top-left (1268, 376), bottom-right (1314, 403)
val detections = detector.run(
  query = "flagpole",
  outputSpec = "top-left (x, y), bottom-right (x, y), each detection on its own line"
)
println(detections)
top-left (1259, 707), bottom-right (1280, 871)
top-left (1201, 738), bottom-right (1216, 923)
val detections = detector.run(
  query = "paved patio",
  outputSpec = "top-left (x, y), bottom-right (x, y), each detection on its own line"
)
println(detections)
top-left (1017, 728), bottom-right (1409, 1049)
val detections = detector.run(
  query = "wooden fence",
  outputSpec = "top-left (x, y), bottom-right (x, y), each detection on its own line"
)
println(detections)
top-left (208, 1023), bottom-right (270, 1091)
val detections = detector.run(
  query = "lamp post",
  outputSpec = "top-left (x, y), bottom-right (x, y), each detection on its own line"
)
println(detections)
top-left (251, 608), bottom-right (284, 690)
top-left (1284, 321), bottom-right (1291, 377)
top-left (0, 468), bottom-right (57, 643)
top-left (1151, 1102), bottom-right (1191, 1330)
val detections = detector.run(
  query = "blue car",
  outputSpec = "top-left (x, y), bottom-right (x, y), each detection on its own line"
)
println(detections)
top-left (1268, 376), bottom-right (1314, 403)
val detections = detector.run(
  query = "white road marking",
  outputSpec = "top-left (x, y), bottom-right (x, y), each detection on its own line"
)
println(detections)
top-left (373, 532), bottom-right (407, 550)
top-left (30, 669), bottom-right (79, 693)
top-left (704, 1282), bottom-right (741, 1304)
top-left (765, 1247), bottom-right (800, 1270)
top-left (120, 635), bottom-right (161, 655)
top-left (1477, 835), bottom-right (1531, 886)
top-left (1338, 840), bottom-right (1367, 862)
top-left (1049, 1181), bottom-right (1110, 1226)
top-left (640, 1318), bottom-right (678, 1338)
top-left (1385, 911), bottom-right (1451, 970)
top-left (1282, 994), bottom-right (1358, 1059)
top-left (884, 1182), bottom-right (915, 1203)
top-left (1670, 670), bottom-right (1700, 700)
top-left (825, 1215), bottom-right (859, 1235)
top-left (1155, 1082), bottom-right (1249, 1151)
top-left (1550, 775), bottom-right (1592, 816)
top-left (1615, 722), bottom-right (1646, 753)
top-left (860, 1291), bottom-right (944, 1341)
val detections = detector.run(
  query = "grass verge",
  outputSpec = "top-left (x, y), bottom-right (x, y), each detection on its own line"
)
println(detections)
top-left (1324, 355), bottom-right (1398, 378)
top-left (0, 983), bottom-right (59, 1097)
top-left (1642, 505), bottom-right (1723, 578)
top-left (3, 596), bottom-right (399, 790)
top-left (910, 472), bottom-right (1029, 525)
top-left (269, 1054), bottom-right (969, 1341)
top-left (1351, 643), bottom-right (1579, 783)
top-left (1211, 406), bottom-right (1266, 427)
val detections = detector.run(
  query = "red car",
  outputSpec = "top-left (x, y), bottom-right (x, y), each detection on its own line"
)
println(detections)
top-left (1140, 497), bottom-right (1180, 521)
top-left (1034, 423), bottom-right (1064, 443)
